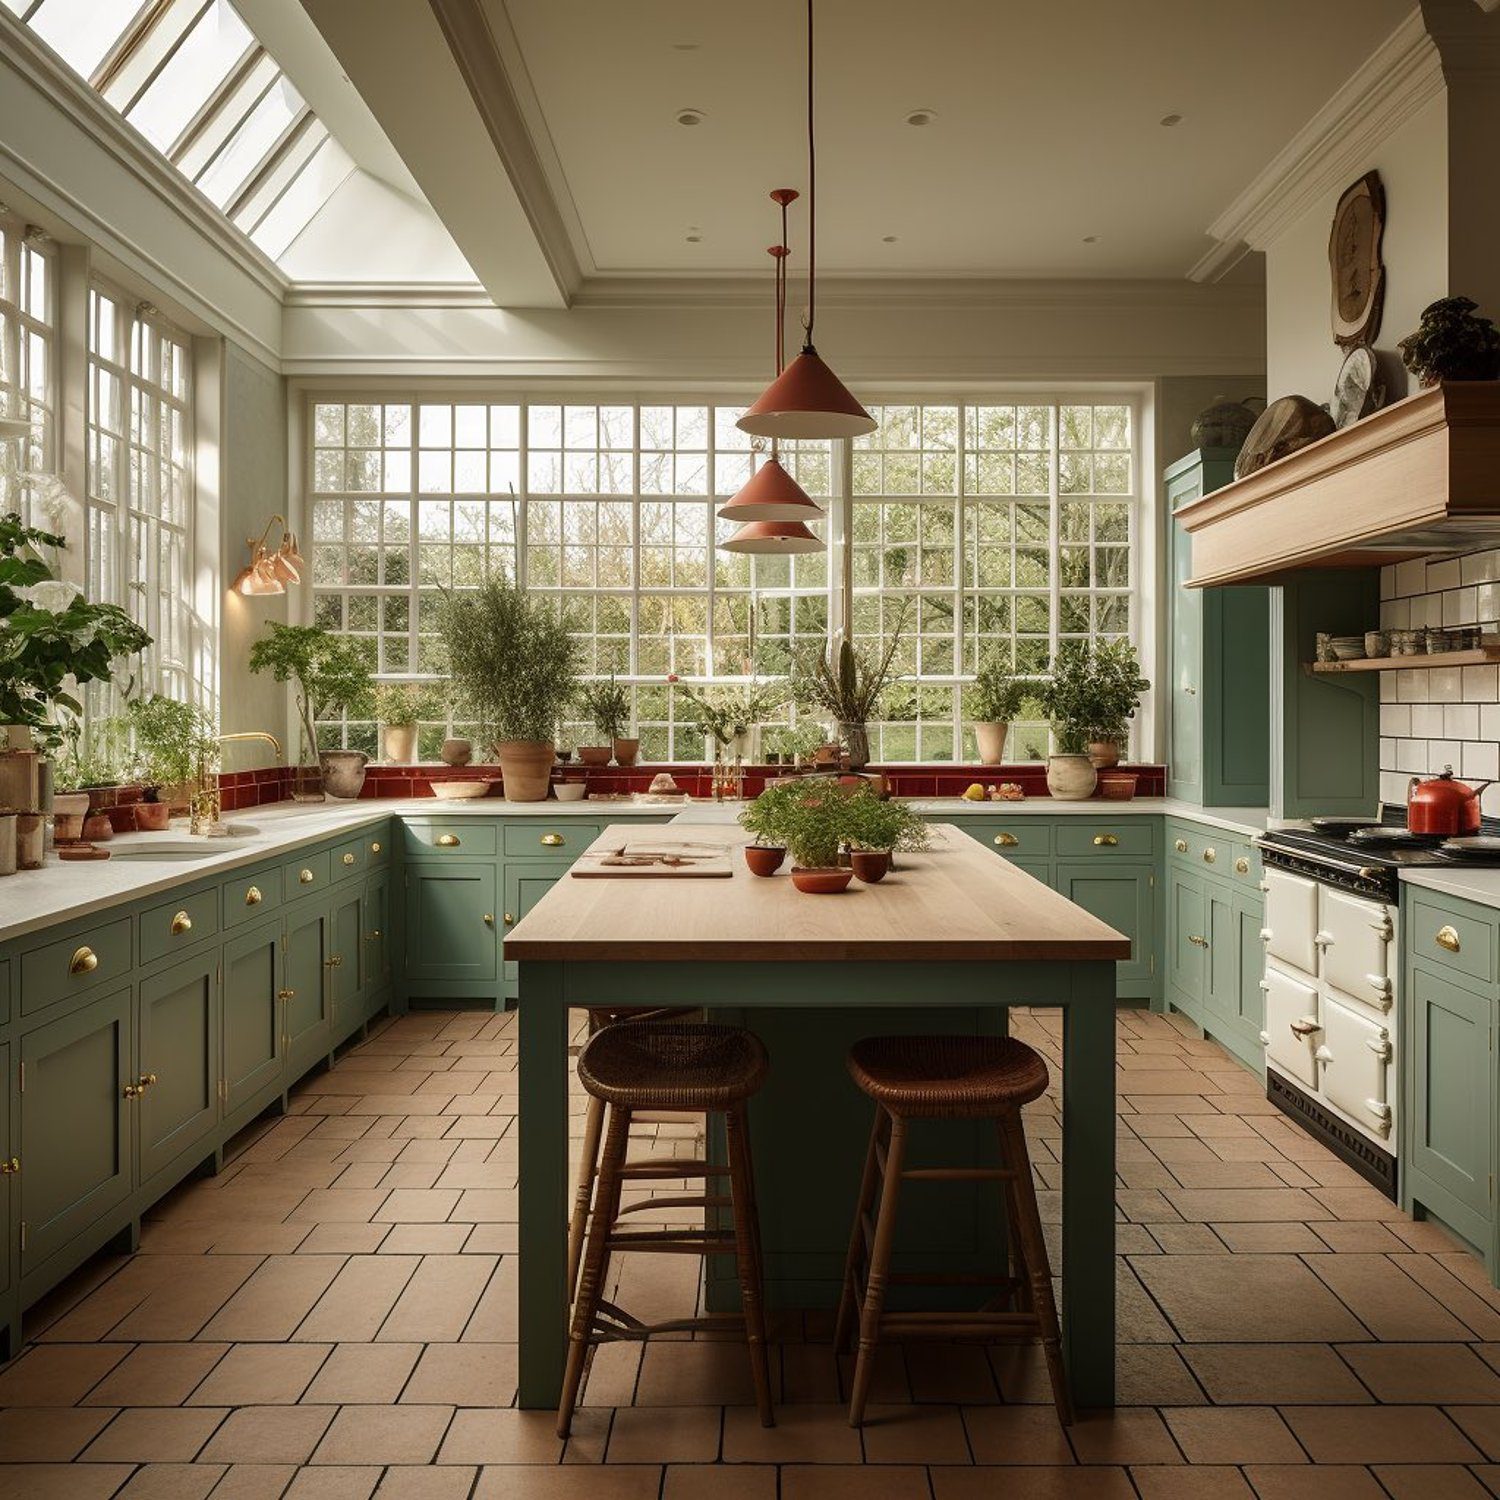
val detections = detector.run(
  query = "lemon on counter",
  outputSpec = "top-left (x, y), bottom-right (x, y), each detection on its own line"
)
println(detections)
top-left (961, 783), bottom-right (986, 801)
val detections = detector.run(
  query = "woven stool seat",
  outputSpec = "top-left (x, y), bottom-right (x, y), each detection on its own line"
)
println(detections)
top-left (579, 1021), bottom-right (770, 1113)
top-left (847, 1035), bottom-right (1049, 1118)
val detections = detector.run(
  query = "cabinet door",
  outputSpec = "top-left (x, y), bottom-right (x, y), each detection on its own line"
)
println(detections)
top-left (20, 988), bottom-right (132, 1273)
top-left (1168, 515), bottom-right (1203, 802)
top-left (0, 1042), bottom-right (10, 1299)
top-left (223, 923), bottom-right (283, 1114)
top-left (502, 860), bottom-right (567, 992)
top-left (1234, 891), bottom-right (1267, 1048)
top-left (405, 862), bottom-right (497, 983)
top-left (362, 874), bottom-right (391, 1018)
top-left (328, 887), bottom-right (364, 1044)
top-left (283, 907), bottom-right (332, 1077)
top-left (1055, 862), bottom-right (1151, 987)
top-left (1409, 965), bottom-right (1493, 1225)
top-left (137, 953), bottom-right (219, 1182)
top-left (1166, 869), bottom-right (1206, 1019)
top-left (1204, 882), bottom-right (1240, 1028)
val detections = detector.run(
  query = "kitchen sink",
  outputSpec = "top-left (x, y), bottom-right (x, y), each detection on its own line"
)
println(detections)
top-left (107, 842), bottom-right (227, 861)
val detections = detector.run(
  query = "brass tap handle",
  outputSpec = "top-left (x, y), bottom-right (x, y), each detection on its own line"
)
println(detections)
top-left (69, 946), bottom-right (98, 976)
top-left (1436, 924), bottom-right (1462, 953)
top-left (1235, 857), bottom-right (1250, 874)
top-left (342, 852), bottom-right (356, 867)
top-left (1174, 839), bottom-right (1188, 853)
top-left (1202, 847), bottom-right (1217, 864)
top-left (1093, 833), bottom-right (1118, 847)
top-left (541, 832), bottom-right (565, 847)
top-left (436, 833), bottom-right (460, 848)
top-left (370, 841), bottom-right (382, 854)
top-left (299, 868), bottom-right (315, 884)
top-left (244, 886), bottom-right (262, 906)
top-left (993, 832), bottom-right (1019, 848)
top-left (170, 910), bottom-right (192, 935)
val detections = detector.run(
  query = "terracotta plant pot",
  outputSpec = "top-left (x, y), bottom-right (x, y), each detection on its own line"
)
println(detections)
top-left (104, 802), bottom-right (139, 833)
top-left (495, 739), bottom-right (555, 802)
top-left (383, 723), bottom-right (418, 764)
top-left (52, 791), bottom-right (88, 843)
top-left (135, 799), bottom-right (172, 830)
top-left (577, 745), bottom-right (612, 767)
top-left (440, 737), bottom-right (473, 766)
top-left (82, 812), bottom-right (114, 842)
top-left (612, 737), bottom-right (640, 767)
top-left (974, 722), bottom-right (1009, 765)
top-left (850, 849), bottom-right (891, 883)
top-left (791, 866), bottom-right (855, 894)
top-left (1098, 771), bottom-right (1138, 801)
top-left (1087, 739), bottom-right (1121, 770)
top-left (744, 844), bottom-right (787, 877)
top-left (1046, 753), bottom-right (1097, 801)
top-left (321, 749), bottom-right (369, 799)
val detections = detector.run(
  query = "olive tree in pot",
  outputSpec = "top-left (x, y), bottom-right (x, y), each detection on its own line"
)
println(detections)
top-left (439, 574), bottom-right (580, 801)
top-left (248, 623), bottom-right (374, 800)
top-left (127, 694), bottom-right (218, 828)
top-left (1037, 640), bottom-right (1149, 798)
top-left (968, 653), bottom-right (1028, 765)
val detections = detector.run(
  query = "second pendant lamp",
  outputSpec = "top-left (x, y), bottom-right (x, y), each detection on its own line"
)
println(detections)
top-left (738, 0), bottom-right (874, 442)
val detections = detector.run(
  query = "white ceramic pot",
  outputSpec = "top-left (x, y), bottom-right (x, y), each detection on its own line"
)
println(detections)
top-left (321, 750), bottom-right (369, 800)
top-left (383, 723), bottom-right (418, 764)
top-left (974, 722), bottom-right (1009, 765)
top-left (1046, 753), bottom-right (1097, 801)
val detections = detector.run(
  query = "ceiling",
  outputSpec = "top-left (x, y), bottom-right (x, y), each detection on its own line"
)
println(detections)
top-left (495, 0), bottom-right (1413, 280)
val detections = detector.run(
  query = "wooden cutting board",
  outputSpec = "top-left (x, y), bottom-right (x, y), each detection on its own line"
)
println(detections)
top-left (570, 840), bottom-right (733, 878)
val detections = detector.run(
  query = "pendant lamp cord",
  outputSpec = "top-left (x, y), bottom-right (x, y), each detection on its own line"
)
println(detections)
top-left (804, 0), bottom-right (816, 346)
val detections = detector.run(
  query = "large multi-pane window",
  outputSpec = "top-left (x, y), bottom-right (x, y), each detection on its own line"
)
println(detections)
top-left (0, 216), bottom-right (54, 525)
top-left (308, 395), bottom-right (1137, 762)
top-left (86, 283), bottom-right (194, 703)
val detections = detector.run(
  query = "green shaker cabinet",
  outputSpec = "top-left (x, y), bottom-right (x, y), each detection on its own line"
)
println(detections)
top-left (283, 907), bottom-right (331, 1077)
top-left (0, 1043), bottom-right (10, 1305)
top-left (222, 922), bottom-right (284, 1117)
top-left (136, 953), bottom-right (219, 1185)
top-left (363, 874), bottom-right (391, 1016)
top-left (1165, 449), bottom-right (1270, 807)
top-left (329, 886), bottom-right (365, 1044)
top-left (502, 861), bottom-right (572, 997)
top-left (405, 862), bottom-right (497, 985)
top-left (1166, 869), bottom-right (1207, 1019)
top-left (1055, 863), bottom-right (1154, 989)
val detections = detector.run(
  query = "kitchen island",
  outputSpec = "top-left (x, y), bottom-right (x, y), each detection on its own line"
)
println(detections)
top-left (507, 821), bottom-right (1130, 1411)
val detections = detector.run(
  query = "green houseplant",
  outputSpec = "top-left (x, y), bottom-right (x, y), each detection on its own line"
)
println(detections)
top-left (248, 622), bottom-right (374, 801)
top-left (968, 653), bottom-right (1028, 765)
top-left (576, 675), bottom-right (632, 766)
top-left (795, 608), bottom-right (908, 770)
top-left (438, 574), bottom-right (580, 800)
top-left (840, 788), bottom-right (930, 883)
top-left (1037, 640), bottom-right (1149, 798)
top-left (375, 682), bottom-right (439, 765)
top-left (127, 694), bottom-right (218, 827)
top-left (676, 680), bottom-right (788, 762)
top-left (1399, 296), bottom-right (1500, 386)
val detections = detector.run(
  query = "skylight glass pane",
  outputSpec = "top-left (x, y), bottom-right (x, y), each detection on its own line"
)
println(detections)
top-left (28, 0), bottom-right (142, 78)
top-left (127, 0), bottom-right (253, 152)
top-left (195, 74), bottom-right (303, 208)
top-left (250, 136), bottom-right (354, 259)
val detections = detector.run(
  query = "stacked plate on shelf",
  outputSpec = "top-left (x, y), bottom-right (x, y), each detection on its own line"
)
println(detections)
top-left (1330, 635), bottom-right (1367, 661)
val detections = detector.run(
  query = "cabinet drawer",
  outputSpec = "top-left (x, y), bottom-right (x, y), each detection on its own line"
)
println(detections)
top-left (223, 867), bottom-right (282, 929)
top-left (331, 836), bottom-right (366, 880)
top-left (1166, 821), bottom-right (1234, 875)
top-left (139, 887), bottom-right (219, 966)
top-left (20, 916), bottom-right (133, 1015)
top-left (1409, 893), bottom-right (1496, 987)
top-left (502, 822), bottom-right (600, 858)
top-left (951, 820), bottom-right (1052, 856)
top-left (1056, 821), bottom-right (1153, 858)
top-left (403, 821), bottom-right (498, 857)
top-left (283, 849), bottom-right (332, 898)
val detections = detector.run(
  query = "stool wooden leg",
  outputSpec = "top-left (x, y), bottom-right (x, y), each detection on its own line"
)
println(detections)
top-left (567, 1092), bottom-right (605, 1299)
top-left (725, 1102), bottom-right (774, 1428)
top-left (998, 1111), bottom-right (1072, 1426)
top-left (848, 1112), bottom-right (906, 1428)
top-left (834, 1106), bottom-right (888, 1355)
top-left (558, 1103), bottom-right (631, 1438)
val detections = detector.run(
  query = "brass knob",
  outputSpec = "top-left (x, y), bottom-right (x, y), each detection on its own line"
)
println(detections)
top-left (0, 1157), bottom-right (18, 1175)
top-left (277, 987), bottom-right (295, 999)
top-left (1235, 857), bottom-right (1250, 875)
top-left (170, 910), bottom-right (192, 935)
top-left (541, 833), bottom-right (565, 847)
top-left (1436, 924), bottom-right (1461, 953)
top-left (69, 946), bottom-right (98, 976)
top-left (325, 954), bottom-right (343, 968)
top-left (138, 1072), bottom-right (157, 1088)
top-left (123, 1082), bottom-right (140, 1099)
top-left (365, 929), bottom-right (382, 941)
top-left (1093, 833), bottom-right (1118, 847)
top-left (371, 841), bottom-right (382, 854)
top-left (1174, 839), bottom-right (1188, 854)
top-left (1189, 934), bottom-right (1209, 948)
top-left (244, 886), bottom-right (262, 906)
top-left (993, 832), bottom-right (1019, 848)
top-left (504, 912), bottom-right (515, 926)
top-left (342, 852), bottom-right (356, 866)
top-left (483, 914), bottom-right (495, 927)
top-left (1202, 848), bottom-right (1217, 864)
top-left (299, 868), bottom-right (315, 884)
top-left (436, 833), bottom-right (460, 848)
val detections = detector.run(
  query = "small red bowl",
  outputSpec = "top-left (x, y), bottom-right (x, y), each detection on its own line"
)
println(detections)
top-left (744, 845), bottom-right (787, 877)
top-left (791, 866), bottom-right (855, 894)
top-left (850, 850), bottom-right (890, 883)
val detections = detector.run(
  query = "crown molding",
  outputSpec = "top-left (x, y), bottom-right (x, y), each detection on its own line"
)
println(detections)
top-left (283, 281), bottom-right (492, 308)
top-left (1192, 9), bottom-right (1444, 278)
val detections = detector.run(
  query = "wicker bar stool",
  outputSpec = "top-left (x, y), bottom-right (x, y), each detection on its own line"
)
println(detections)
top-left (558, 1020), bottom-right (774, 1437)
top-left (834, 1034), bottom-right (1072, 1428)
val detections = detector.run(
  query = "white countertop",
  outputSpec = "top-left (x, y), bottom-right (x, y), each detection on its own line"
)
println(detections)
top-left (1399, 866), bottom-right (1500, 910)
top-left (901, 796), bottom-right (1271, 837)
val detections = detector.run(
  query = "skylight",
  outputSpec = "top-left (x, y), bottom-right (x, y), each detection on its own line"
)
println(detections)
top-left (4, 0), bottom-right (354, 266)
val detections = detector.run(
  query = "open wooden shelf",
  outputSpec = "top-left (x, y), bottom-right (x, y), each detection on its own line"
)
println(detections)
top-left (1308, 645), bottom-right (1500, 674)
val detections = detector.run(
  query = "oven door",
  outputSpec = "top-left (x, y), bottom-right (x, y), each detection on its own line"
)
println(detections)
top-left (1319, 990), bottom-right (1394, 1141)
top-left (1263, 961), bottom-right (1321, 1089)
top-left (1318, 888), bottom-right (1395, 1014)
top-left (1263, 867), bottom-right (1319, 976)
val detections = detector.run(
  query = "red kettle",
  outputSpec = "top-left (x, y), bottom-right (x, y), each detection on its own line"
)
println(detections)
top-left (1408, 767), bottom-right (1493, 835)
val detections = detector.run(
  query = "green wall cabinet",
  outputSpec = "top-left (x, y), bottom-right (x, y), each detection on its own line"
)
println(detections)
top-left (405, 862), bottom-right (497, 987)
top-left (136, 953), bottom-right (219, 1185)
top-left (222, 921), bottom-right (284, 1118)
top-left (283, 906), bottom-right (331, 1078)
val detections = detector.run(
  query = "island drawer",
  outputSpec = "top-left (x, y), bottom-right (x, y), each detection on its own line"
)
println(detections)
top-left (139, 887), bottom-right (219, 965)
top-left (21, 916), bottom-right (133, 1015)
top-left (1056, 821), bottom-right (1154, 858)
top-left (950, 820), bottom-right (1052, 857)
top-left (1409, 892), bottom-right (1496, 987)
top-left (223, 867), bottom-right (282, 928)
top-left (403, 821), bottom-right (498, 857)
top-left (284, 849), bottom-right (332, 898)
top-left (331, 836), bottom-right (366, 880)
top-left (503, 822), bottom-right (601, 858)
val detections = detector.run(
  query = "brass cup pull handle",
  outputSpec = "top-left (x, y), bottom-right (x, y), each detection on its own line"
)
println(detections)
top-left (277, 987), bottom-right (295, 1000)
top-left (1235, 857), bottom-right (1250, 875)
top-left (436, 833), bottom-right (460, 848)
top-left (993, 832), bottom-right (1019, 848)
top-left (1174, 839), bottom-right (1188, 853)
top-left (69, 946), bottom-right (98, 976)
top-left (1203, 848), bottom-right (1217, 864)
top-left (1093, 833), bottom-right (1118, 847)
top-left (504, 912), bottom-right (515, 926)
top-left (244, 886), bottom-right (262, 906)
top-left (1289, 1019), bottom-right (1320, 1037)
top-left (0, 1157), bottom-right (18, 1175)
top-left (138, 1072), bottom-right (157, 1088)
top-left (1188, 934), bottom-right (1209, 948)
top-left (170, 911), bottom-right (192, 935)
top-left (541, 833), bottom-right (565, 847)
top-left (1436, 924), bottom-right (1462, 953)
top-left (370, 841), bottom-right (382, 854)
top-left (342, 852), bottom-right (356, 866)
top-left (299, 868), bottom-right (315, 884)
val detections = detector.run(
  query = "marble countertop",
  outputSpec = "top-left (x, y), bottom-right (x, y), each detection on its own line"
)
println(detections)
top-left (1399, 866), bottom-right (1500, 910)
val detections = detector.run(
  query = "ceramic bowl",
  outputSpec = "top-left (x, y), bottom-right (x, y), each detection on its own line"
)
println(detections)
top-left (553, 783), bottom-right (587, 802)
top-left (430, 780), bottom-right (493, 801)
top-left (744, 844), bottom-right (786, 877)
top-left (790, 866), bottom-right (854, 894)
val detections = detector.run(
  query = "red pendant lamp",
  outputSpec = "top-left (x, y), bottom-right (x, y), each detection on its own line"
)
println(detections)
top-left (737, 0), bottom-right (873, 442)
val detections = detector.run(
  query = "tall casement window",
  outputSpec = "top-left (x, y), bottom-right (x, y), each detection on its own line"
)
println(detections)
top-left (86, 284), bottom-right (194, 701)
top-left (308, 395), bottom-right (1137, 762)
top-left (0, 216), bottom-right (54, 525)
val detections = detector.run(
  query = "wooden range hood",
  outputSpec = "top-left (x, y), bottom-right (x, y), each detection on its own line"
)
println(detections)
top-left (1176, 383), bottom-right (1500, 587)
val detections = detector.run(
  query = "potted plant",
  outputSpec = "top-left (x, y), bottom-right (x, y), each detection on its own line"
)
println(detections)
top-left (841, 790), bottom-right (930, 882)
top-left (248, 623), bottom-right (375, 800)
top-left (677, 680), bottom-right (788, 763)
top-left (1037, 641), bottom-right (1149, 797)
top-left (795, 611), bottom-right (907, 771)
top-left (375, 682), bottom-right (436, 765)
top-left (1079, 640), bottom-right (1149, 768)
top-left (438, 574), bottom-right (580, 801)
top-left (1399, 296), bottom-right (1500, 386)
top-left (738, 778), bottom-right (860, 893)
top-left (576, 675), bottom-right (632, 766)
top-left (969, 654), bottom-right (1028, 765)
top-left (127, 694), bottom-right (217, 830)
top-left (737, 778), bottom-right (792, 875)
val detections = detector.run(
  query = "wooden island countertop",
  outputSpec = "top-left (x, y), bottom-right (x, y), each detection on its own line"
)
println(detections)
top-left (505, 821), bottom-right (1131, 964)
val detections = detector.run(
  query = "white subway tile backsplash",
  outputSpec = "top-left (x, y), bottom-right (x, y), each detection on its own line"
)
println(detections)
top-left (1462, 549), bottom-right (1500, 586)
top-left (1428, 558), bottom-right (1463, 591)
top-left (1396, 669), bottom-right (1427, 702)
top-left (1429, 739), bottom-right (1464, 772)
top-left (1396, 739), bottom-right (1431, 773)
top-left (1445, 587), bottom-right (1479, 626)
top-left (1446, 703), bottom-right (1481, 740)
top-left (1381, 770), bottom-right (1409, 804)
top-left (1428, 667), bottom-right (1464, 704)
top-left (1464, 740), bottom-right (1500, 781)
top-left (1463, 665), bottom-right (1499, 700)
top-left (1411, 704), bottom-right (1445, 738)
top-left (1412, 593), bottom-right (1443, 629)
top-left (1381, 704), bottom-right (1412, 737)
top-left (1483, 704), bottom-right (1500, 741)
top-left (1478, 581), bottom-right (1500, 623)
top-left (1396, 558), bottom-right (1428, 597)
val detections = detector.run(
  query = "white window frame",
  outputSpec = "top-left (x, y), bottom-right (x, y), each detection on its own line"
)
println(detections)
top-left (0, 211), bottom-right (56, 527)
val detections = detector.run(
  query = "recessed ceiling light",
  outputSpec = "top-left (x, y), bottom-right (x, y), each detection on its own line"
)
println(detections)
top-left (1082, 235), bottom-right (1099, 244)
top-left (672, 42), bottom-right (700, 51)
top-left (675, 107), bottom-right (706, 127)
top-left (905, 108), bottom-right (937, 127)
top-left (882, 235), bottom-right (898, 244)
top-left (685, 233), bottom-right (703, 243)
top-left (1159, 112), bottom-right (1183, 127)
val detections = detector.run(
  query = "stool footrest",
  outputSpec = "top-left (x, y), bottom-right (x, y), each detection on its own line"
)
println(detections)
top-left (617, 1159), bottom-right (724, 1180)
top-left (606, 1229), bottom-right (738, 1254)
top-left (589, 1312), bottom-right (750, 1343)
top-left (615, 1193), bottom-right (731, 1216)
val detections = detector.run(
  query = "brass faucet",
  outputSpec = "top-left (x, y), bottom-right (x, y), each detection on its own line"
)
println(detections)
top-left (215, 731), bottom-right (283, 760)
top-left (189, 732), bottom-right (283, 835)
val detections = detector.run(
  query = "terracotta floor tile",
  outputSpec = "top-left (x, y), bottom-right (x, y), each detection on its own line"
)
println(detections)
top-left (372, 1189), bottom-right (461, 1224)
top-left (188, 1342), bottom-right (331, 1406)
top-left (902, 1344), bottom-right (1000, 1405)
top-left (203, 1464), bottom-right (301, 1499)
top-left (372, 1467), bottom-right (479, 1499)
top-left (1130, 1465), bottom-right (1255, 1498)
top-left (294, 1255), bottom-right (420, 1342)
top-left (200, 1256), bottom-right (347, 1342)
top-left (1307, 1256), bottom-right (1473, 1342)
top-left (114, 1461), bottom-right (226, 1498)
top-left (287, 1190), bottom-right (392, 1224)
top-left (297, 1225), bottom-right (391, 1255)
top-left (0, 1404), bottom-right (116, 1459)
top-left (1243, 1466), bottom-right (1387, 1499)
top-left (1163, 1189), bottom-right (1331, 1223)
top-left (1280, 1405), bottom-right (1481, 1463)
top-left (1448, 1406), bottom-right (1500, 1461)
top-left (402, 1342), bottom-right (516, 1406)
top-left (438, 1407), bottom-right (582, 1464)
top-left (1337, 1343), bottom-right (1500, 1402)
top-left (720, 1402), bottom-right (862, 1464)
top-left (376, 1256), bottom-right (497, 1342)
top-left (312, 1403), bottom-right (453, 1464)
top-left (1182, 1345), bottom-right (1369, 1405)
top-left (858, 1402), bottom-right (971, 1463)
top-left (200, 1405), bottom-right (339, 1464)
top-left (963, 1403), bottom-right (1073, 1465)
top-left (0, 1342), bottom-right (127, 1406)
top-left (608, 1405), bottom-right (722, 1463)
top-left (80, 1405), bottom-right (228, 1462)
top-left (0, 1463), bottom-right (136, 1498)
top-left (1069, 1407), bottom-right (1183, 1464)
top-left (1161, 1407), bottom-right (1305, 1465)
top-left (661, 1464), bottom-right (777, 1499)
top-left (471, 1466), bottom-right (664, 1499)
top-left (380, 1225), bottom-right (472, 1255)
top-left (1374, 1463), bottom-right (1496, 1498)
top-left (1132, 1256), bottom-right (1367, 1343)
top-left (283, 1467), bottom-right (382, 1499)
top-left (933, 1466), bottom-right (1136, 1499)
top-left (302, 1343), bottom-right (422, 1405)
top-left (636, 1342), bottom-right (761, 1407)
top-left (1211, 1222), bottom-right (1326, 1253)
top-left (783, 1463), bottom-right (932, 1498)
